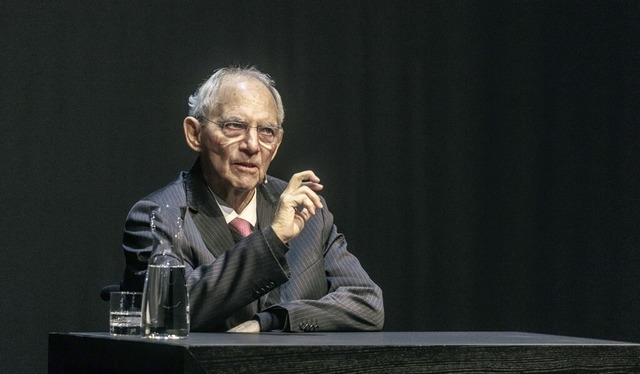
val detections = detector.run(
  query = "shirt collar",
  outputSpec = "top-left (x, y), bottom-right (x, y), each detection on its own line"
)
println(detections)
top-left (208, 187), bottom-right (258, 226)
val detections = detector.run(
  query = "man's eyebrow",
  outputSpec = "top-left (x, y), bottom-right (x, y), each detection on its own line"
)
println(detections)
top-left (220, 116), bottom-right (246, 123)
top-left (219, 116), bottom-right (277, 127)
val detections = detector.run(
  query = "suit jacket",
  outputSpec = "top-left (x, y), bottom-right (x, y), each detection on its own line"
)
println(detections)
top-left (122, 159), bottom-right (384, 332)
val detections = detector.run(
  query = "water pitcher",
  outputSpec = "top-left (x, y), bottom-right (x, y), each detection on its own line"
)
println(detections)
top-left (141, 205), bottom-right (190, 339)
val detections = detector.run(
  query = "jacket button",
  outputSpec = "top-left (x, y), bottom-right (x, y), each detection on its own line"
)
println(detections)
top-left (252, 290), bottom-right (261, 298)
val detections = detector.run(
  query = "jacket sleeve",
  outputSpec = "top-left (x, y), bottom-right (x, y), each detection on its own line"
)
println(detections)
top-left (121, 198), bottom-right (291, 331)
top-left (264, 206), bottom-right (385, 332)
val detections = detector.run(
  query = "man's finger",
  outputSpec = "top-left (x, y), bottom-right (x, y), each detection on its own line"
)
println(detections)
top-left (284, 170), bottom-right (321, 193)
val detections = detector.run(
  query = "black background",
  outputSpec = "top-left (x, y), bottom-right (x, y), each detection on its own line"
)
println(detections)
top-left (1, 1), bottom-right (639, 372)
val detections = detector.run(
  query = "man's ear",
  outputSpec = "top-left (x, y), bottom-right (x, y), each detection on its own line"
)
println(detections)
top-left (184, 116), bottom-right (202, 152)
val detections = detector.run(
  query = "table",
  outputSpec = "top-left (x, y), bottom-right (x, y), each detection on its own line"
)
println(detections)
top-left (48, 331), bottom-right (640, 373)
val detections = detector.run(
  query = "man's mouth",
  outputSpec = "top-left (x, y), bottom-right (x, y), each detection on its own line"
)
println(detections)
top-left (234, 162), bottom-right (259, 171)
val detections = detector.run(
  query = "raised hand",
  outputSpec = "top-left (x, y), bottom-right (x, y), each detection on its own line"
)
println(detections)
top-left (271, 170), bottom-right (324, 243)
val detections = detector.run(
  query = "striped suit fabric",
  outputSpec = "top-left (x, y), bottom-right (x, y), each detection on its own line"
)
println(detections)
top-left (122, 159), bottom-right (384, 332)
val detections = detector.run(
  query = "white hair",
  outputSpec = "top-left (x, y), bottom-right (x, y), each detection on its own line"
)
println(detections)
top-left (187, 66), bottom-right (285, 125)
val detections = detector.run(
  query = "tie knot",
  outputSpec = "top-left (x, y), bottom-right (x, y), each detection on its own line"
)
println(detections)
top-left (229, 217), bottom-right (253, 237)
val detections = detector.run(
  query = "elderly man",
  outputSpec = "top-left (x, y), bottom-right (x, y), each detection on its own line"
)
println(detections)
top-left (121, 66), bottom-right (384, 332)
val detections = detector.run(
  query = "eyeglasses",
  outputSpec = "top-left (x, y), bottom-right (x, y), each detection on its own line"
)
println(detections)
top-left (201, 117), bottom-right (283, 146)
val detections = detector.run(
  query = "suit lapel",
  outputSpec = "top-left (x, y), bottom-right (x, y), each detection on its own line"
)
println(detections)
top-left (256, 183), bottom-right (277, 229)
top-left (185, 160), bottom-right (234, 257)
top-left (256, 181), bottom-right (283, 307)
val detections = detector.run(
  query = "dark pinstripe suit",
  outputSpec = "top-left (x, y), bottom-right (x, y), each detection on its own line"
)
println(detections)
top-left (122, 159), bottom-right (384, 332)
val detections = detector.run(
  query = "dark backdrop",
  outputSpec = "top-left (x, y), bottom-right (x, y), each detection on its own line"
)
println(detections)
top-left (2, 1), bottom-right (639, 372)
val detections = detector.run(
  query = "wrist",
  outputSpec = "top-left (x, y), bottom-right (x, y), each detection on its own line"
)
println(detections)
top-left (270, 225), bottom-right (288, 244)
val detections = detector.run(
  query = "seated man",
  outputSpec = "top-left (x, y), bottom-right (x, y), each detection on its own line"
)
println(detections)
top-left (121, 66), bottom-right (384, 332)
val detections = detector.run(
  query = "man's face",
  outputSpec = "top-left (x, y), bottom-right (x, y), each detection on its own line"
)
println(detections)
top-left (198, 77), bottom-right (282, 199)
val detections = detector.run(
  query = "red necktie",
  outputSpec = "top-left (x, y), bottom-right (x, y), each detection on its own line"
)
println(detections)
top-left (229, 217), bottom-right (252, 237)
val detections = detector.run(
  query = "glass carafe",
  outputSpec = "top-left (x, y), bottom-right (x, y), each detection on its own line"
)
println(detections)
top-left (141, 205), bottom-right (190, 339)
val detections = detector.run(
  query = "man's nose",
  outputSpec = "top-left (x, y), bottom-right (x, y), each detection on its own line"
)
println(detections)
top-left (240, 127), bottom-right (260, 152)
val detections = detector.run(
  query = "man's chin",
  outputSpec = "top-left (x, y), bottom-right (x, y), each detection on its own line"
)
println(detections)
top-left (232, 176), bottom-right (261, 191)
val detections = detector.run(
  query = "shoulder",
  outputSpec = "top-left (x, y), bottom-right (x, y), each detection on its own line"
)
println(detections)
top-left (260, 175), bottom-right (288, 200)
top-left (264, 175), bottom-right (288, 191)
top-left (140, 171), bottom-right (189, 207)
